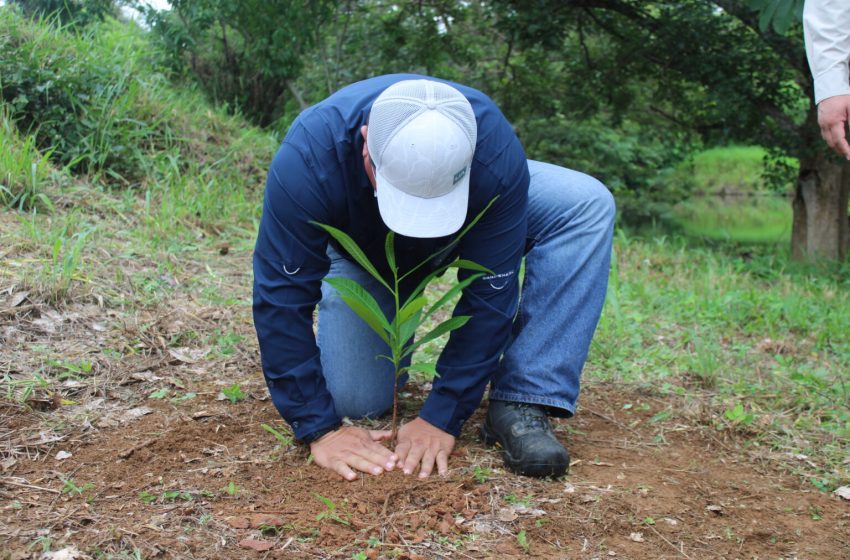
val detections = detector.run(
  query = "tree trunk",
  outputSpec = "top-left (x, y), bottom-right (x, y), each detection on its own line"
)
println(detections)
top-left (791, 153), bottom-right (850, 262)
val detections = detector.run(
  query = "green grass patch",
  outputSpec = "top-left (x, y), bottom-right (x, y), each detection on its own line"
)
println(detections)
top-left (671, 195), bottom-right (792, 243)
top-left (590, 229), bottom-right (850, 486)
top-left (669, 145), bottom-right (797, 194)
top-left (0, 104), bottom-right (54, 210)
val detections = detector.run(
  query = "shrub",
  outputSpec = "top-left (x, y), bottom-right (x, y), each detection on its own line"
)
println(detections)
top-left (0, 8), bottom-right (169, 181)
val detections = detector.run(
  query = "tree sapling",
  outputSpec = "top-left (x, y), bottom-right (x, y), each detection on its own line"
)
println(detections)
top-left (313, 198), bottom-right (496, 444)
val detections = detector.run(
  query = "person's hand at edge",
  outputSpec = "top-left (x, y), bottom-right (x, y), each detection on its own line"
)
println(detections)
top-left (817, 95), bottom-right (850, 160)
top-left (309, 426), bottom-right (397, 481)
top-left (395, 417), bottom-right (455, 478)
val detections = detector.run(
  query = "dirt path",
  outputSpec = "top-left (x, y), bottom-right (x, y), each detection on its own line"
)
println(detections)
top-left (2, 378), bottom-right (848, 559)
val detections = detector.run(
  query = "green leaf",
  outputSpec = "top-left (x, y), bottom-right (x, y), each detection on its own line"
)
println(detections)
top-left (403, 315), bottom-right (471, 357)
top-left (314, 493), bottom-right (336, 510)
top-left (312, 222), bottom-right (390, 291)
top-left (407, 362), bottom-right (439, 378)
top-left (397, 295), bottom-right (428, 326)
top-left (148, 387), bottom-right (169, 399)
top-left (758, 0), bottom-right (780, 32)
top-left (399, 310), bottom-right (422, 346)
top-left (448, 259), bottom-right (493, 274)
top-left (323, 277), bottom-right (391, 344)
top-left (425, 273), bottom-right (483, 319)
top-left (384, 230), bottom-right (396, 273)
top-left (770, 0), bottom-right (798, 33)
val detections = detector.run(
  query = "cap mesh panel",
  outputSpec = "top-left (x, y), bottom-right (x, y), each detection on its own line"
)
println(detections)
top-left (369, 101), bottom-right (422, 160)
top-left (369, 79), bottom-right (477, 163)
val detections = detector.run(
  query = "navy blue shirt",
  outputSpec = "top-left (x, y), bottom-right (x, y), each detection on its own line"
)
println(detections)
top-left (253, 74), bottom-right (529, 442)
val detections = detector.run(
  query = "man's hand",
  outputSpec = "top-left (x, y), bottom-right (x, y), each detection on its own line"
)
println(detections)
top-left (817, 95), bottom-right (850, 160)
top-left (395, 417), bottom-right (455, 478)
top-left (309, 426), bottom-right (397, 481)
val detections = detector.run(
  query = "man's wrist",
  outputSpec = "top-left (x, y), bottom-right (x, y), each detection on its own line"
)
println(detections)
top-left (303, 423), bottom-right (341, 445)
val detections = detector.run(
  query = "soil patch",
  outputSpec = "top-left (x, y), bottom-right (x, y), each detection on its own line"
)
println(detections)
top-left (3, 383), bottom-right (848, 559)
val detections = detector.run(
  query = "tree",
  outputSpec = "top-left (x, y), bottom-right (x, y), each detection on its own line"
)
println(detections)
top-left (492, 0), bottom-right (848, 261)
top-left (143, 0), bottom-right (336, 126)
top-left (293, 0), bottom-right (696, 219)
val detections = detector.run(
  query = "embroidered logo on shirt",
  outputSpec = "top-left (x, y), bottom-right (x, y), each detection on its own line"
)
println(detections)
top-left (482, 270), bottom-right (514, 290)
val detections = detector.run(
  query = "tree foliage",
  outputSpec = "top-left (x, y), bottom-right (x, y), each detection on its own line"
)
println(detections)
top-left (142, 0), bottom-right (336, 126)
top-left (10, 0), bottom-right (117, 26)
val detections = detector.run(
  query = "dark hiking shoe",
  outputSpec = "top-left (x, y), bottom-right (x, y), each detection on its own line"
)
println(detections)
top-left (481, 400), bottom-right (569, 478)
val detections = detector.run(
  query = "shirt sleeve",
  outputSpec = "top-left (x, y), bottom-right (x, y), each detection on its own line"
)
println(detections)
top-left (252, 140), bottom-right (341, 442)
top-left (804, 0), bottom-right (850, 103)
top-left (418, 142), bottom-right (529, 437)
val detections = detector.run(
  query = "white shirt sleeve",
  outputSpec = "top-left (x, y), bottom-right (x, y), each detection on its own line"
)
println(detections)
top-left (803, 0), bottom-right (850, 104)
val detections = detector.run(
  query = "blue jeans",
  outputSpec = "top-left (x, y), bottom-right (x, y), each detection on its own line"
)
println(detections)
top-left (317, 160), bottom-right (615, 420)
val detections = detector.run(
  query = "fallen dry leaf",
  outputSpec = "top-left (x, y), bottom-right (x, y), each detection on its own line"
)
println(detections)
top-left (168, 347), bottom-right (209, 364)
top-left (226, 516), bottom-right (250, 529)
top-left (5, 291), bottom-right (28, 308)
top-left (496, 508), bottom-right (518, 522)
top-left (238, 538), bottom-right (273, 552)
top-left (39, 546), bottom-right (84, 559)
top-left (250, 513), bottom-right (285, 528)
top-left (122, 407), bottom-right (154, 422)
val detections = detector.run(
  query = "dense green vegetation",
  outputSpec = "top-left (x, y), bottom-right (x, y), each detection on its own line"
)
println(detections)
top-left (0, 1), bottom-right (847, 491)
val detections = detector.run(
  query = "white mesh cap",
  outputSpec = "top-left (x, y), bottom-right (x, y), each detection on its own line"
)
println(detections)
top-left (367, 79), bottom-right (477, 238)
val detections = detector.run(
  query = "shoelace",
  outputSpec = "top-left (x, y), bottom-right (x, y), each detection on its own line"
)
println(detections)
top-left (508, 403), bottom-right (549, 432)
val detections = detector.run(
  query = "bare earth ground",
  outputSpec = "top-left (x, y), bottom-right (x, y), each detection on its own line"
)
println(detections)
top-left (1, 220), bottom-right (849, 559)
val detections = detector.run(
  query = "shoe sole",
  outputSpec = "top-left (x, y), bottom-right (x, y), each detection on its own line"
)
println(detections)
top-left (481, 422), bottom-right (568, 478)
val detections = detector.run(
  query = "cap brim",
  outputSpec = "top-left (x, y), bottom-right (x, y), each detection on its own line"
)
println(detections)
top-left (375, 167), bottom-right (469, 238)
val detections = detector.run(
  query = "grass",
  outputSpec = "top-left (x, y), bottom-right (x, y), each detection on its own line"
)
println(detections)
top-left (0, 105), bottom-right (53, 211)
top-left (670, 145), bottom-right (773, 193)
top-left (672, 195), bottom-right (792, 243)
top-left (590, 229), bottom-right (850, 486)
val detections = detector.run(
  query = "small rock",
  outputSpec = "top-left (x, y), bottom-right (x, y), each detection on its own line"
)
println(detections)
top-left (629, 532), bottom-right (645, 542)
top-left (834, 486), bottom-right (850, 501)
top-left (706, 505), bottom-right (723, 514)
top-left (55, 451), bottom-right (72, 461)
